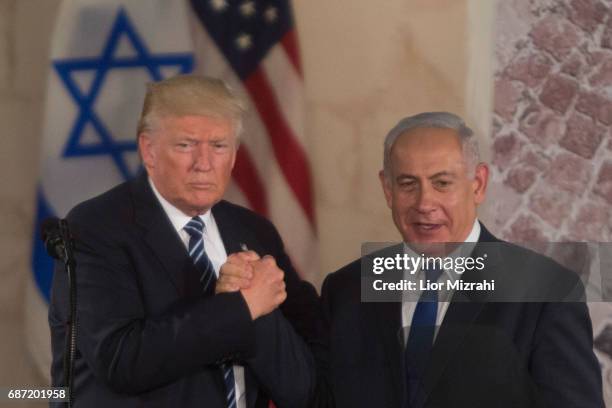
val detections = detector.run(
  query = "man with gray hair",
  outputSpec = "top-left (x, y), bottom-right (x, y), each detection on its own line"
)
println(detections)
top-left (48, 75), bottom-right (319, 408)
top-left (317, 112), bottom-right (603, 407)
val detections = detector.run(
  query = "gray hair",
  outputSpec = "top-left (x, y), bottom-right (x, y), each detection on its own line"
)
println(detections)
top-left (137, 75), bottom-right (246, 141)
top-left (383, 111), bottom-right (480, 178)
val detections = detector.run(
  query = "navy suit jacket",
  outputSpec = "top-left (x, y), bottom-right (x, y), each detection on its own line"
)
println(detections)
top-left (315, 224), bottom-right (604, 408)
top-left (49, 173), bottom-right (319, 408)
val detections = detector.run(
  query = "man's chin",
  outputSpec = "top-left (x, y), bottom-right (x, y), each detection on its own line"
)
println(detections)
top-left (404, 232), bottom-right (452, 255)
top-left (181, 195), bottom-right (221, 215)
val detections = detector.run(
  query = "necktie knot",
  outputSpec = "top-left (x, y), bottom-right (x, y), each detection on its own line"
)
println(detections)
top-left (184, 216), bottom-right (204, 238)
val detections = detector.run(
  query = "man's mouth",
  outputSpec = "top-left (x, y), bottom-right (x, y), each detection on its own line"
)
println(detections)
top-left (189, 182), bottom-right (215, 189)
top-left (413, 223), bottom-right (443, 232)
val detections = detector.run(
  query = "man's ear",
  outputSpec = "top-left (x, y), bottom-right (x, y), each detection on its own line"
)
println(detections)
top-left (472, 163), bottom-right (489, 205)
top-left (379, 170), bottom-right (393, 209)
top-left (138, 133), bottom-right (156, 170)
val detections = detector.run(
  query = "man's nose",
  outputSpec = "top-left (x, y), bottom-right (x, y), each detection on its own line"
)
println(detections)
top-left (193, 145), bottom-right (212, 171)
top-left (414, 185), bottom-right (436, 214)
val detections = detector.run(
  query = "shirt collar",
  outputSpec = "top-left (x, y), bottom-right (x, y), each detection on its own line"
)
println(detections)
top-left (465, 218), bottom-right (481, 243)
top-left (403, 218), bottom-right (482, 277)
top-left (148, 177), bottom-right (211, 234)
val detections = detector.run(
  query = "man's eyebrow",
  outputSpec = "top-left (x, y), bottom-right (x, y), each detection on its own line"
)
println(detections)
top-left (209, 136), bottom-right (229, 142)
top-left (395, 174), bottom-right (417, 182)
top-left (395, 172), bottom-right (457, 182)
top-left (176, 137), bottom-right (198, 143)
top-left (429, 171), bottom-right (456, 179)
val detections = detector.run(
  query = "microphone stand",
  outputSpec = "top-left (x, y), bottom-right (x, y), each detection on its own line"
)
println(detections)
top-left (56, 220), bottom-right (77, 408)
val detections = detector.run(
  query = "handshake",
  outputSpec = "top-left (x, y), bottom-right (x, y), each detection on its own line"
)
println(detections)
top-left (216, 251), bottom-right (287, 320)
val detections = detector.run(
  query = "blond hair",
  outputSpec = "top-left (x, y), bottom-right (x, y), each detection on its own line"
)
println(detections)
top-left (137, 75), bottom-right (246, 138)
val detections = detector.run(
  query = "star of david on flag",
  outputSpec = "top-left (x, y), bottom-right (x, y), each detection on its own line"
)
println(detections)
top-left (54, 8), bottom-right (193, 180)
top-left (27, 0), bottom-right (195, 380)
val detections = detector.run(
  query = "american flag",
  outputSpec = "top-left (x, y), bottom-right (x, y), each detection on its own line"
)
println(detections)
top-left (188, 0), bottom-right (318, 282)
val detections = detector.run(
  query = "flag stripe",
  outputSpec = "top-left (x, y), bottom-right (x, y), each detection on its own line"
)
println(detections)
top-left (232, 147), bottom-right (269, 217)
top-left (243, 68), bottom-right (315, 225)
top-left (280, 30), bottom-right (303, 77)
top-left (262, 44), bottom-right (307, 147)
top-left (188, 0), bottom-right (318, 282)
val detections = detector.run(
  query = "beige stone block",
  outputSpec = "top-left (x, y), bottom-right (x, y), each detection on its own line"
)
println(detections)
top-left (317, 202), bottom-right (398, 282)
top-left (0, 245), bottom-right (29, 315)
top-left (14, 0), bottom-right (61, 99)
top-left (298, 0), bottom-right (467, 113)
top-left (0, 0), bottom-right (15, 93)
top-left (0, 311), bottom-right (47, 406)
top-left (309, 105), bottom-right (361, 209)
top-left (0, 99), bottom-right (41, 202)
top-left (0, 98), bottom-right (40, 326)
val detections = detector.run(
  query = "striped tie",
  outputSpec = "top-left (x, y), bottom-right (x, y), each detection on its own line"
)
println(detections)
top-left (184, 216), bottom-right (237, 408)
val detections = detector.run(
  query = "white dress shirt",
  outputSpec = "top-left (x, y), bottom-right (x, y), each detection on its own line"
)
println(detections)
top-left (401, 219), bottom-right (481, 345)
top-left (149, 178), bottom-right (246, 408)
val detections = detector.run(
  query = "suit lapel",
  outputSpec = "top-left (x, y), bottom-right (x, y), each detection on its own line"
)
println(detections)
top-left (418, 223), bottom-right (502, 406)
top-left (130, 173), bottom-right (194, 295)
top-left (418, 300), bottom-right (485, 405)
top-left (212, 201), bottom-right (268, 256)
top-left (367, 301), bottom-right (404, 406)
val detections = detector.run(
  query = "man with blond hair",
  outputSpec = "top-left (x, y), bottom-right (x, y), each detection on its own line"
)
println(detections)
top-left (49, 75), bottom-right (318, 408)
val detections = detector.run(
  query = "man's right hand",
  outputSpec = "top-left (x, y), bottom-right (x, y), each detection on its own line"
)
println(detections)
top-left (240, 255), bottom-right (287, 320)
top-left (216, 251), bottom-right (260, 294)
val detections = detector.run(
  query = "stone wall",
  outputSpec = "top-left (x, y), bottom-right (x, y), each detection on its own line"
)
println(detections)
top-left (492, 0), bottom-right (612, 402)
top-left (492, 0), bottom-right (612, 242)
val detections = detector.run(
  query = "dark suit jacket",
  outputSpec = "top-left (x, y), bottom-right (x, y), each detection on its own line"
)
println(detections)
top-left (316, 224), bottom-right (604, 408)
top-left (48, 173), bottom-right (320, 408)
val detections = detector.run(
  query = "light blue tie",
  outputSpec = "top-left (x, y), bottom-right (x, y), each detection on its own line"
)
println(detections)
top-left (184, 217), bottom-right (237, 408)
top-left (404, 265), bottom-right (443, 407)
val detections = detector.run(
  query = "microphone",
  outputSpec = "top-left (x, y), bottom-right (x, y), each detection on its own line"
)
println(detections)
top-left (41, 217), bottom-right (69, 261)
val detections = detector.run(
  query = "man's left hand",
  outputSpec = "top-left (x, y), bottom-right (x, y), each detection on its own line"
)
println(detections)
top-left (216, 250), bottom-right (260, 294)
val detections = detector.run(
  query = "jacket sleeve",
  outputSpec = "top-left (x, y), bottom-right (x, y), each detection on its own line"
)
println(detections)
top-left (530, 301), bottom-right (604, 408)
top-left (307, 273), bottom-right (336, 408)
top-left (50, 216), bottom-right (256, 395)
top-left (238, 215), bottom-right (322, 407)
top-left (246, 310), bottom-right (316, 408)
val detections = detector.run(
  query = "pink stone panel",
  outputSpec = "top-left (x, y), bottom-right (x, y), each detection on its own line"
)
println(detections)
top-left (568, 202), bottom-right (612, 240)
top-left (539, 75), bottom-right (579, 114)
top-left (493, 132), bottom-right (524, 169)
top-left (494, 78), bottom-right (524, 120)
top-left (505, 167), bottom-right (537, 193)
top-left (494, 0), bottom-right (612, 398)
top-left (529, 183), bottom-right (574, 228)
top-left (506, 51), bottom-right (553, 87)
top-left (545, 152), bottom-right (593, 196)
top-left (575, 91), bottom-right (612, 125)
top-left (568, 0), bottom-right (608, 32)
top-left (594, 161), bottom-right (612, 205)
top-left (559, 112), bottom-right (604, 159)
top-left (530, 15), bottom-right (581, 61)
top-left (519, 106), bottom-right (566, 146)
top-left (506, 214), bottom-right (551, 244)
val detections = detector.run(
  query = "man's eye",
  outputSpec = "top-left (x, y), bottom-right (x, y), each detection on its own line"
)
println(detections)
top-left (398, 181), bottom-right (416, 189)
top-left (434, 180), bottom-right (451, 188)
top-left (175, 142), bottom-right (194, 150)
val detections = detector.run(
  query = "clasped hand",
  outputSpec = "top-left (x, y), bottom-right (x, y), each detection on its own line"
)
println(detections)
top-left (216, 251), bottom-right (287, 320)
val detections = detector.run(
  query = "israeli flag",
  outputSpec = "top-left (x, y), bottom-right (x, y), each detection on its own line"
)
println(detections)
top-left (28, 0), bottom-right (194, 378)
